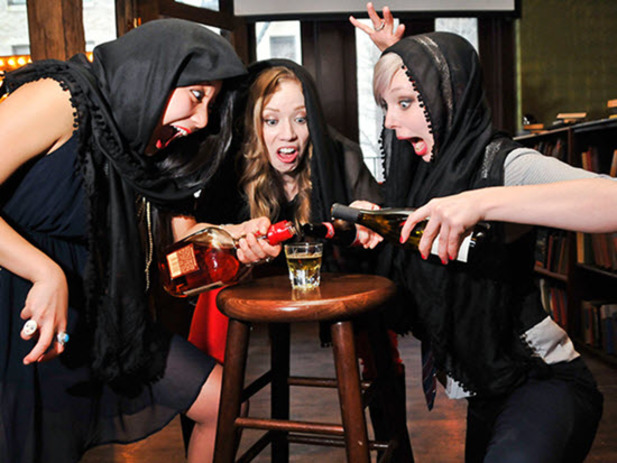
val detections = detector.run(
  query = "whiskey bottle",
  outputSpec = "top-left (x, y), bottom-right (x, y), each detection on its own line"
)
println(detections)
top-left (159, 220), bottom-right (296, 297)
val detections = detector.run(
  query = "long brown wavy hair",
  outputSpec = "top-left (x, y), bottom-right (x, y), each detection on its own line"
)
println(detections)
top-left (239, 66), bottom-right (312, 230)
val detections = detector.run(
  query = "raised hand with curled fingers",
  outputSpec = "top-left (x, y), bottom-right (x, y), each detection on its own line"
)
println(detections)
top-left (349, 2), bottom-right (405, 51)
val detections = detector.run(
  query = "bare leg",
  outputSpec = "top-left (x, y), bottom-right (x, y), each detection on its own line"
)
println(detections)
top-left (185, 363), bottom-right (222, 463)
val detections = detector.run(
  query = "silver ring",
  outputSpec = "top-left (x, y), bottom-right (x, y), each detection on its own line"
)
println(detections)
top-left (374, 20), bottom-right (386, 32)
top-left (56, 331), bottom-right (70, 346)
top-left (22, 319), bottom-right (38, 336)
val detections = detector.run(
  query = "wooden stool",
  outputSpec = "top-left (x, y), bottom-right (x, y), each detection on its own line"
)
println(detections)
top-left (213, 273), bottom-right (411, 463)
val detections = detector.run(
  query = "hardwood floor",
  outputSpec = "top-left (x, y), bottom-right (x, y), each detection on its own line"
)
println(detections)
top-left (81, 322), bottom-right (617, 462)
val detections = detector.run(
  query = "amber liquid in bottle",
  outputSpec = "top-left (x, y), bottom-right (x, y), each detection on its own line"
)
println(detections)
top-left (159, 220), bottom-right (296, 297)
top-left (330, 203), bottom-right (489, 263)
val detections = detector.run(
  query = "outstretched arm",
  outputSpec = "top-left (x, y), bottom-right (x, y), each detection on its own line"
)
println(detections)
top-left (401, 178), bottom-right (617, 263)
top-left (349, 2), bottom-right (405, 51)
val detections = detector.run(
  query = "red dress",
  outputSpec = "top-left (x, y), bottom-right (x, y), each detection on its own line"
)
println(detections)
top-left (188, 288), bottom-right (228, 364)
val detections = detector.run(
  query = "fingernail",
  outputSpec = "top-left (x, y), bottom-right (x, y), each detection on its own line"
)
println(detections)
top-left (421, 253), bottom-right (427, 260)
top-left (441, 258), bottom-right (448, 265)
top-left (400, 236), bottom-right (405, 244)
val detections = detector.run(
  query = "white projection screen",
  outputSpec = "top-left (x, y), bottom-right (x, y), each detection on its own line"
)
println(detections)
top-left (234, 1), bottom-right (518, 17)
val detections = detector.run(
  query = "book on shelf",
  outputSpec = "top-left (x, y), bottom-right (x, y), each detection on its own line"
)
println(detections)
top-left (535, 228), bottom-right (569, 274)
top-left (580, 146), bottom-right (600, 172)
top-left (576, 232), bottom-right (617, 271)
top-left (523, 123), bottom-right (545, 134)
top-left (608, 99), bottom-right (617, 119)
top-left (556, 112), bottom-right (587, 124)
top-left (539, 279), bottom-right (568, 331)
top-left (610, 149), bottom-right (617, 177)
top-left (582, 300), bottom-right (617, 355)
top-left (600, 304), bottom-right (617, 355)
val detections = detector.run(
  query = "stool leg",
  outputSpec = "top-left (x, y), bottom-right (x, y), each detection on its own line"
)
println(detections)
top-left (331, 321), bottom-right (371, 463)
top-left (269, 323), bottom-right (290, 462)
top-left (214, 319), bottom-right (251, 463)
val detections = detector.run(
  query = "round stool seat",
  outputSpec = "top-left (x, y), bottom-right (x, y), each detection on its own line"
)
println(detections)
top-left (217, 273), bottom-right (396, 323)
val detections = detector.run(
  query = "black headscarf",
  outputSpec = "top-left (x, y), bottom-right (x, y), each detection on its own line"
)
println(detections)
top-left (378, 33), bottom-right (539, 396)
top-left (1, 19), bottom-right (246, 385)
top-left (251, 59), bottom-right (359, 222)
top-left (197, 58), bottom-right (382, 224)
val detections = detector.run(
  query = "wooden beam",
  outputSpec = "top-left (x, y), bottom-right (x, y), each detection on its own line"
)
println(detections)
top-left (26, 0), bottom-right (85, 61)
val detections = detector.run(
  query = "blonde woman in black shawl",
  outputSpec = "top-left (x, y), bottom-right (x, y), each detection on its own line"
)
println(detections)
top-left (351, 10), bottom-right (617, 461)
top-left (0, 19), bottom-right (281, 463)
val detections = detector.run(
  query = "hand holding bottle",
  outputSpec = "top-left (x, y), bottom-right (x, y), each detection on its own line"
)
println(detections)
top-left (331, 201), bottom-right (488, 264)
top-left (348, 200), bottom-right (384, 249)
top-left (161, 217), bottom-right (295, 297)
top-left (400, 191), bottom-right (486, 264)
top-left (221, 217), bottom-right (282, 264)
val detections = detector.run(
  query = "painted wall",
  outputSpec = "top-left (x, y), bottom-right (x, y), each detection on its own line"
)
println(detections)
top-left (519, 0), bottom-right (617, 126)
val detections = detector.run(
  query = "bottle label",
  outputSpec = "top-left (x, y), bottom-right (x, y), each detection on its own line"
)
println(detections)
top-left (166, 243), bottom-right (199, 279)
top-left (430, 233), bottom-right (473, 263)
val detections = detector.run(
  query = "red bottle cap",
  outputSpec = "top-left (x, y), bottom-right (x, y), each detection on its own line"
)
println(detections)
top-left (266, 220), bottom-right (296, 245)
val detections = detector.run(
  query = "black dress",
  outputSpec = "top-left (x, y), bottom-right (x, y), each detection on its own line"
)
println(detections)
top-left (0, 135), bottom-right (215, 463)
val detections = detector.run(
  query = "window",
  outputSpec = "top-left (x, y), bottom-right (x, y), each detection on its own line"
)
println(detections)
top-left (11, 44), bottom-right (29, 55)
top-left (255, 21), bottom-right (301, 64)
top-left (354, 18), bottom-right (391, 181)
top-left (1, 1), bottom-right (29, 56)
top-left (269, 36), bottom-right (296, 61)
top-left (83, 0), bottom-right (117, 49)
top-left (175, 0), bottom-right (219, 11)
top-left (435, 18), bottom-right (478, 52)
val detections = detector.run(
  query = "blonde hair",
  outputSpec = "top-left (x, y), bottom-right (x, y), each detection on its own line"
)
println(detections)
top-left (240, 66), bottom-right (312, 231)
top-left (373, 52), bottom-right (405, 106)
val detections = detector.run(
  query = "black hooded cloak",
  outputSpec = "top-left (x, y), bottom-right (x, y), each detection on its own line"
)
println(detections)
top-left (378, 33), bottom-right (546, 397)
top-left (1, 19), bottom-right (246, 385)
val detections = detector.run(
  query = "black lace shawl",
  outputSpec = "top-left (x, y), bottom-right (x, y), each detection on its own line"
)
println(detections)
top-left (378, 33), bottom-right (542, 397)
top-left (1, 19), bottom-right (246, 385)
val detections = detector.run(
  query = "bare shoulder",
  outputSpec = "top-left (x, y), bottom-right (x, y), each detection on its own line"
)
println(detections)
top-left (0, 78), bottom-right (76, 183)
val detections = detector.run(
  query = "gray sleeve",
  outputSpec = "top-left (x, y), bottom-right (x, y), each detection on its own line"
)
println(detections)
top-left (504, 147), bottom-right (614, 186)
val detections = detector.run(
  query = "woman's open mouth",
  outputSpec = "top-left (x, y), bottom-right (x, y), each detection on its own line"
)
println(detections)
top-left (277, 147), bottom-right (299, 163)
top-left (155, 125), bottom-right (190, 149)
top-left (410, 137), bottom-right (428, 156)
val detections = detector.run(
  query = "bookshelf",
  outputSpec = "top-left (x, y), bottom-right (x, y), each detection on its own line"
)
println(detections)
top-left (515, 118), bottom-right (617, 366)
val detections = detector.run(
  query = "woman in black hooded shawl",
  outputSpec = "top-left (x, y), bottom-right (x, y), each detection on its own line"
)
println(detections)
top-left (363, 30), bottom-right (617, 462)
top-left (189, 59), bottom-right (413, 460)
top-left (191, 58), bottom-right (386, 360)
top-left (0, 18), bottom-right (282, 463)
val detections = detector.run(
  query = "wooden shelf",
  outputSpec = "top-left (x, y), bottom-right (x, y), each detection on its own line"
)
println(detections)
top-left (578, 263), bottom-right (617, 280)
top-left (534, 266), bottom-right (568, 283)
top-left (516, 118), bottom-right (617, 368)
